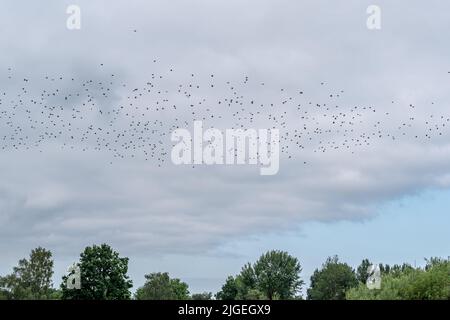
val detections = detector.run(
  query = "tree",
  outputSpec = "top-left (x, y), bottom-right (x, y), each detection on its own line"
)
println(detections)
top-left (217, 250), bottom-right (303, 300)
top-left (60, 244), bottom-right (132, 300)
top-left (347, 258), bottom-right (450, 300)
top-left (191, 292), bottom-right (213, 300)
top-left (379, 263), bottom-right (391, 275)
top-left (216, 276), bottom-right (239, 300)
top-left (386, 263), bottom-right (415, 277)
top-left (0, 247), bottom-right (54, 299)
top-left (235, 263), bottom-right (258, 299)
top-left (253, 250), bottom-right (303, 300)
top-left (407, 258), bottom-right (449, 299)
top-left (134, 272), bottom-right (189, 300)
top-left (307, 255), bottom-right (357, 300)
top-left (356, 259), bottom-right (372, 284)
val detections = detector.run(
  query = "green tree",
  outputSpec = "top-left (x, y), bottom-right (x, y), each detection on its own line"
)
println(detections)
top-left (235, 263), bottom-right (258, 299)
top-left (406, 259), bottom-right (449, 299)
top-left (307, 255), bottom-right (357, 300)
top-left (134, 272), bottom-right (189, 300)
top-left (216, 267), bottom-right (262, 300)
top-left (191, 292), bottom-right (213, 300)
top-left (217, 250), bottom-right (303, 300)
top-left (387, 263), bottom-right (415, 277)
top-left (0, 247), bottom-right (54, 299)
top-left (253, 250), bottom-right (303, 300)
top-left (356, 259), bottom-right (372, 284)
top-left (379, 263), bottom-right (391, 275)
top-left (216, 276), bottom-right (239, 300)
top-left (347, 258), bottom-right (450, 300)
top-left (60, 244), bottom-right (132, 300)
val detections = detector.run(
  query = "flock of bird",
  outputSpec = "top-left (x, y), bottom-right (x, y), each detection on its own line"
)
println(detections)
top-left (1, 63), bottom-right (449, 167)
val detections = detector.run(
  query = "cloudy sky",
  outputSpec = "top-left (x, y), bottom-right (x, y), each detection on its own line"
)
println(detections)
top-left (0, 0), bottom-right (449, 294)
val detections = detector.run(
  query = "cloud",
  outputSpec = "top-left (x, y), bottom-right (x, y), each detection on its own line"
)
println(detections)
top-left (0, 0), bottom-right (449, 262)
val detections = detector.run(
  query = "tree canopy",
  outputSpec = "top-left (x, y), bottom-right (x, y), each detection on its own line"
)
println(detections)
top-left (191, 292), bottom-right (213, 300)
top-left (347, 258), bottom-right (450, 300)
top-left (307, 255), bottom-right (358, 300)
top-left (0, 244), bottom-right (447, 301)
top-left (216, 250), bottom-right (303, 300)
top-left (0, 247), bottom-right (54, 300)
top-left (60, 244), bottom-right (133, 300)
top-left (134, 272), bottom-right (189, 300)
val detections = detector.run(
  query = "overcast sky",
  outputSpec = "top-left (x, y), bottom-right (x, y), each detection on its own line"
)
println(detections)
top-left (0, 0), bottom-right (449, 294)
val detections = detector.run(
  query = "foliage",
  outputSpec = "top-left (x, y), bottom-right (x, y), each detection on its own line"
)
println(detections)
top-left (0, 247), bottom-right (54, 299)
top-left (0, 244), bottom-right (447, 301)
top-left (346, 258), bottom-right (450, 300)
top-left (134, 272), bottom-right (189, 300)
top-left (191, 292), bottom-right (213, 300)
top-left (216, 276), bottom-right (239, 300)
top-left (307, 255), bottom-right (357, 300)
top-left (380, 263), bottom-right (415, 278)
top-left (356, 259), bottom-right (372, 284)
top-left (253, 250), bottom-right (303, 299)
top-left (217, 250), bottom-right (303, 300)
top-left (60, 244), bottom-right (132, 300)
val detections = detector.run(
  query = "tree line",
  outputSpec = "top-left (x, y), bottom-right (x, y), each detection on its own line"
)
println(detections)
top-left (0, 244), bottom-right (448, 300)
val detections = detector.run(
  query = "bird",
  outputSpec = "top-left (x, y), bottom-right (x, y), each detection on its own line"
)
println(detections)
top-left (0, 62), bottom-right (448, 168)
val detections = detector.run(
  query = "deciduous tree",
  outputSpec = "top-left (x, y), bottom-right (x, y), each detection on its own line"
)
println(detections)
top-left (0, 247), bottom-right (54, 299)
top-left (134, 272), bottom-right (189, 300)
top-left (60, 244), bottom-right (132, 299)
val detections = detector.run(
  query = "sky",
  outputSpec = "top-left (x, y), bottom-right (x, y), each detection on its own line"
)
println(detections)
top-left (0, 0), bottom-right (449, 295)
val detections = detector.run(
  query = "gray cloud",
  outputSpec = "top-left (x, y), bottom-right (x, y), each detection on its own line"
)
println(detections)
top-left (0, 0), bottom-right (450, 291)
